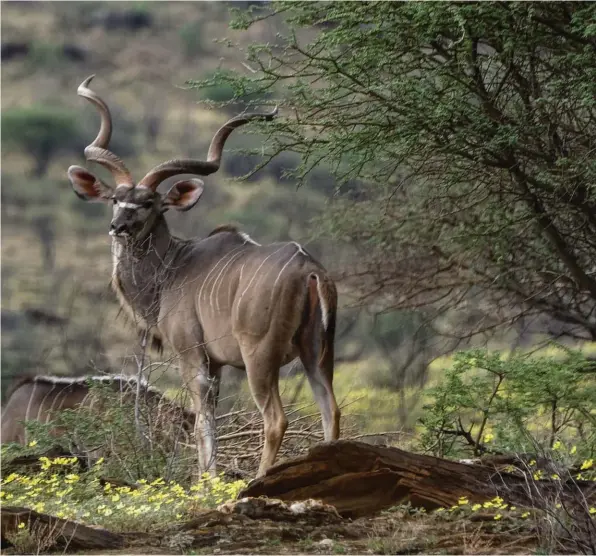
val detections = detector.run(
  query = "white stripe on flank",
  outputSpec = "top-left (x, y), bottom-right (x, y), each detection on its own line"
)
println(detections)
top-left (198, 247), bottom-right (244, 321)
top-left (38, 383), bottom-right (56, 424)
top-left (238, 245), bottom-right (287, 304)
top-left (272, 248), bottom-right (300, 294)
top-left (210, 251), bottom-right (245, 313)
top-left (314, 275), bottom-right (329, 330)
top-left (292, 242), bottom-right (308, 256)
top-left (24, 381), bottom-right (38, 444)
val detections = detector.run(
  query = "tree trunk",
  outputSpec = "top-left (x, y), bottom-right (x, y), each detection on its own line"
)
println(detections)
top-left (240, 440), bottom-right (596, 518)
top-left (1, 506), bottom-right (123, 551)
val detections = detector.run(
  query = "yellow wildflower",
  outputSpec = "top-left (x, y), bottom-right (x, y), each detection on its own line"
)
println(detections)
top-left (580, 459), bottom-right (593, 470)
top-left (111, 494), bottom-right (120, 503)
top-left (3, 473), bottom-right (19, 484)
top-left (458, 497), bottom-right (469, 505)
top-left (103, 508), bottom-right (113, 516)
top-left (18, 523), bottom-right (25, 530)
top-left (589, 508), bottom-right (595, 515)
top-left (552, 440), bottom-right (561, 450)
top-left (471, 504), bottom-right (482, 511)
top-left (494, 514), bottom-right (502, 520)
top-left (28, 440), bottom-right (38, 447)
top-left (570, 445), bottom-right (577, 455)
top-left (484, 433), bottom-right (494, 443)
top-left (521, 511), bottom-right (530, 518)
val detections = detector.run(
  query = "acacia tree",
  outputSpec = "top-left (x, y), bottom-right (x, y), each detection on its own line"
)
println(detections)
top-left (193, 2), bottom-right (596, 340)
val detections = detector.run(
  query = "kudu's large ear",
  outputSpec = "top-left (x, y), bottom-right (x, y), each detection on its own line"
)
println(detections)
top-left (68, 165), bottom-right (113, 202)
top-left (162, 179), bottom-right (204, 212)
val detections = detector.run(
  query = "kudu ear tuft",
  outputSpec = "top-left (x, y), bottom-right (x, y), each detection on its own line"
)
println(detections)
top-left (162, 179), bottom-right (204, 212)
top-left (68, 165), bottom-right (113, 202)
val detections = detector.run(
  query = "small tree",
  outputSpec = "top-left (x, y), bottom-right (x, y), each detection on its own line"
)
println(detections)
top-left (2, 105), bottom-right (83, 177)
top-left (420, 348), bottom-right (596, 459)
top-left (190, 2), bottom-right (596, 341)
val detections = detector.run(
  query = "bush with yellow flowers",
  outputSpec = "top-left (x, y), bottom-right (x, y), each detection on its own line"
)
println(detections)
top-left (0, 456), bottom-right (246, 532)
top-left (419, 348), bottom-right (596, 461)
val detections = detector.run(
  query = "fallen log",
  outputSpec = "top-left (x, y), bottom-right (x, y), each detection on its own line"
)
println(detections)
top-left (240, 440), bottom-right (596, 518)
top-left (0, 506), bottom-right (124, 551)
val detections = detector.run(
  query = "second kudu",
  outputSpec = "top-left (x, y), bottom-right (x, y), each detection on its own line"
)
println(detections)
top-left (67, 76), bottom-right (340, 477)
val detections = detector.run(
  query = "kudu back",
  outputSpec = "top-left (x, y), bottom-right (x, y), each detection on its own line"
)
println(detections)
top-left (67, 75), bottom-right (340, 477)
top-left (1, 374), bottom-right (195, 451)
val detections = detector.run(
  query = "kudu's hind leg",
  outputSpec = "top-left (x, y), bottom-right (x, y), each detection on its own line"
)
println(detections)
top-left (241, 344), bottom-right (288, 478)
top-left (299, 326), bottom-right (340, 442)
top-left (181, 362), bottom-right (221, 479)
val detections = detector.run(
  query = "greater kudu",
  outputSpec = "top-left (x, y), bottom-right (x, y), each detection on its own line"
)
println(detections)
top-left (67, 76), bottom-right (340, 477)
top-left (1, 374), bottom-right (195, 449)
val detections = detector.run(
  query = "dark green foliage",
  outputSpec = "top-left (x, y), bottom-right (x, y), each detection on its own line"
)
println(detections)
top-left (25, 41), bottom-right (65, 70)
top-left (420, 349), bottom-right (596, 460)
top-left (2, 106), bottom-right (84, 177)
top-left (193, 2), bottom-right (596, 340)
top-left (179, 21), bottom-right (205, 59)
top-left (192, 69), bottom-right (273, 106)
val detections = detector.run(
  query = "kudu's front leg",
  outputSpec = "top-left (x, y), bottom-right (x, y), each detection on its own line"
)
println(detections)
top-left (181, 363), bottom-right (221, 479)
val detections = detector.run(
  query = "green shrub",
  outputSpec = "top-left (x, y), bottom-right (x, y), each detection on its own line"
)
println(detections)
top-left (179, 21), bottom-right (204, 59)
top-left (26, 41), bottom-right (65, 71)
top-left (419, 348), bottom-right (596, 461)
top-left (8, 381), bottom-right (196, 485)
top-left (2, 106), bottom-right (83, 177)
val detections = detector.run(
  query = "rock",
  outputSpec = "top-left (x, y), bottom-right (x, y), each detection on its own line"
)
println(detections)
top-left (218, 497), bottom-right (341, 524)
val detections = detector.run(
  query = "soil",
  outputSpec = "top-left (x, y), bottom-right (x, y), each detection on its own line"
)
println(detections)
top-left (84, 509), bottom-right (540, 555)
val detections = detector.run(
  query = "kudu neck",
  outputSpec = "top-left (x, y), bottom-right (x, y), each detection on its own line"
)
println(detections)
top-left (123, 215), bottom-right (174, 259)
top-left (112, 214), bottom-right (180, 326)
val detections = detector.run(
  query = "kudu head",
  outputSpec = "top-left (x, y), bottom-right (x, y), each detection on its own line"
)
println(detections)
top-left (68, 75), bottom-right (277, 241)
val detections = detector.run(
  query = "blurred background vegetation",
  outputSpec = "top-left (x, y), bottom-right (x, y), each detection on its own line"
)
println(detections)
top-left (1, 1), bottom-right (595, 456)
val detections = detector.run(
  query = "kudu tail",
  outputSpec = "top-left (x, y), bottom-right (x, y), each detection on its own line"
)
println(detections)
top-left (296, 273), bottom-right (337, 373)
top-left (295, 273), bottom-right (340, 441)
